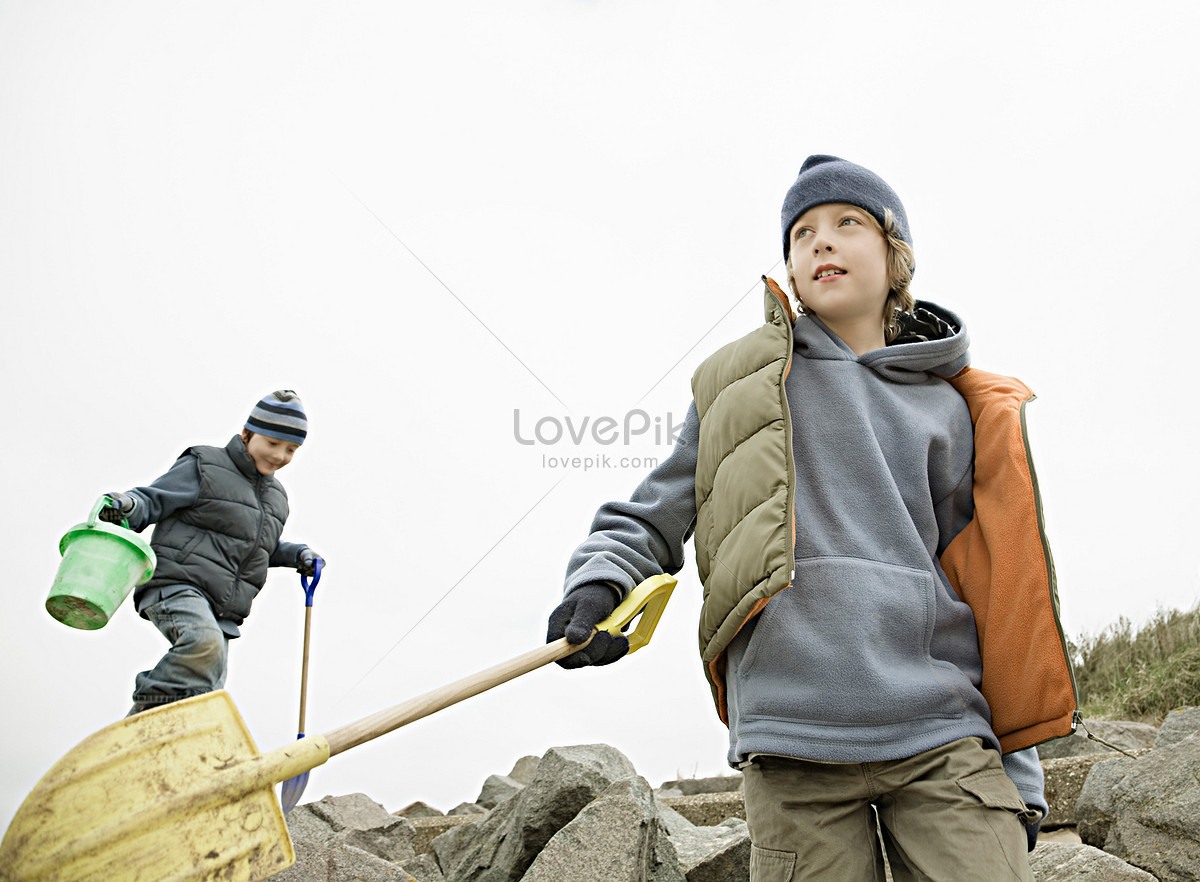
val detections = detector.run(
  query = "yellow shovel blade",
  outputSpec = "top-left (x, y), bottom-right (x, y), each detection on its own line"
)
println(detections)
top-left (0, 691), bottom-right (328, 882)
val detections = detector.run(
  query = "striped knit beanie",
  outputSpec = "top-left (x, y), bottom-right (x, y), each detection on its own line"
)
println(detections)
top-left (245, 390), bottom-right (308, 444)
top-left (781, 155), bottom-right (912, 260)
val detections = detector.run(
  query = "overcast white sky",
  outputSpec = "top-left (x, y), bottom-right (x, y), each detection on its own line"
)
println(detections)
top-left (3, 0), bottom-right (1198, 834)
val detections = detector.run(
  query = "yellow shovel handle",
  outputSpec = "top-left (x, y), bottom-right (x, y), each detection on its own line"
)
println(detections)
top-left (593, 573), bottom-right (676, 654)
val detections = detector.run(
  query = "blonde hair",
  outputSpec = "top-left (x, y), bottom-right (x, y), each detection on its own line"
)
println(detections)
top-left (877, 209), bottom-right (916, 342)
top-left (787, 208), bottom-right (916, 343)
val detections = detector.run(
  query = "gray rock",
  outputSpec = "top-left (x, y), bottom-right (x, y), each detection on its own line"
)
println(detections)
top-left (402, 852), bottom-right (446, 882)
top-left (476, 774), bottom-right (524, 809)
top-left (275, 839), bottom-right (413, 882)
top-left (1076, 734), bottom-right (1200, 880)
top-left (1029, 841), bottom-right (1157, 880)
top-left (667, 815), bottom-right (750, 882)
top-left (327, 844), bottom-right (414, 881)
top-left (431, 743), bottom-right (638, 882)
top-left (658, 774), bottom-right (744, 796)
top-left (1038, 828), bottom-right (1083, 844)
top-left (305, 792), bottom-right (397, 832)
top-left (656, 801), bottom-right (698, 838)
top-left (274, 839), bottom-right (326, 882)
top-left (657, 790), bottom-right (750, 882)
top-left (659, 792), bottom-right (746, 827)
top-left (448, 801), bottom-right (489, 816)
top-left (685, 830), bottom-right (749, 882)
top-left (432, 796), bottom-right (521, 877)
top-left (285, 801), bottom-right (343, 846)
top-left (286, 793), bottom-right (417, 866)
top-left (1076, 755), bottom-right (1138, 846)
top-left (1156, 706), bottom-right (1200, 748)
top-left (521, 776), bottom-right (686, 882)
top-left (506, 755), bottom-right (541, 785)
top-left (1106, 818), bottom-right (1200, 882)
top-left (398, 801), bottom-right (445, 818)
top-left (1042, 756), bottom-right (1121, 828)
top-left (1038, 720), bottom-right (1157, 759)
top-left (411, 815), bottom-right (480, 856)
top-left (341, 816), bottom-right (418, 864)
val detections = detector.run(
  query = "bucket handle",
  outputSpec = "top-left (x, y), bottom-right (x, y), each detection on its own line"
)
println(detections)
top-left (90, 495), bottom-right (130, 529)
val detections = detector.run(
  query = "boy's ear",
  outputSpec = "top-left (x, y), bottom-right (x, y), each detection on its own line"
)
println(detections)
top-left (239, 429), bottom-right (251, 443)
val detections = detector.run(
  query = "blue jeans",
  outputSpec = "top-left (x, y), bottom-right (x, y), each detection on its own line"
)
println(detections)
top-left (132, 585), bottom-right (229, 706)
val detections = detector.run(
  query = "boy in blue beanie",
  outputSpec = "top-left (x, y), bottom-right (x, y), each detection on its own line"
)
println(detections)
top-left (546, 157), bottom-right (1076, 880)
top-left (100, 390), bottom-right (326, 715)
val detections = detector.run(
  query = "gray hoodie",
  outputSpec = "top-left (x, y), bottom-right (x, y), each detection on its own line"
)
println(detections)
top-left (564, 302), bottom-right (1046, 817)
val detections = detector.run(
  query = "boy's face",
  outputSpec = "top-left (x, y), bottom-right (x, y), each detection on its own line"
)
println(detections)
top-left (786, 202), bottom-right (889, 335)
top-left (241, 430), bottom-right (300, 476)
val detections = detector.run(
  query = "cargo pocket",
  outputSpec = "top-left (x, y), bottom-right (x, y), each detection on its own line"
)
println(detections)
top-left (749, 845), bottom-right (796, 882)
top-left (957, 769), bottom-right (1041, 826)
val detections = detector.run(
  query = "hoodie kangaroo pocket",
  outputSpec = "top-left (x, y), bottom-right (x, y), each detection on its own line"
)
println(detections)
top-left (737, 556), bottom-right (973, 726)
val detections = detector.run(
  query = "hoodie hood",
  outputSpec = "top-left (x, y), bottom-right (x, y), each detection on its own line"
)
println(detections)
top-left (794, 300), bottom-right (970, 385)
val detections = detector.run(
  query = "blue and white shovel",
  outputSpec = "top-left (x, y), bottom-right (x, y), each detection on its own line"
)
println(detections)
top-left (280, 558), bottom-right (322, 811)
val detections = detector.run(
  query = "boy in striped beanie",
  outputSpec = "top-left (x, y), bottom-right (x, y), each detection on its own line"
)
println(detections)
top-left (99, 390), bottom-right (325, 715)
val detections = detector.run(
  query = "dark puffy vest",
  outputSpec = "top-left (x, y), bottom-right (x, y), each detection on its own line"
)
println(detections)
top-left (145, 436), bottom-right (289, 623)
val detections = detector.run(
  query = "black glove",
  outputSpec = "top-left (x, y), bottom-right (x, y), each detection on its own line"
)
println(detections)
top-left (298, 547), bottom-right (324, 577)
top-left (546, 583), bottom-right (628, 669)
top-left (98, 492), bottom-right (136, 524)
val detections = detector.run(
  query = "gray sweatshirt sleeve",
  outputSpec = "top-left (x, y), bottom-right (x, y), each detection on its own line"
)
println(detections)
top-left (563, 401), bottom-right (700, 599)
top-left (270, 541), bottom-right (307, 568)
top-left (1002, 745), bottom-right (1048, 821)
top-left (124, 455), bottom-right (202, 532)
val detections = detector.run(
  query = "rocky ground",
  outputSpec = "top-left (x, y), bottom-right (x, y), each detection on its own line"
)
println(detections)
top-left (275, 707), bottom-right (1200, 881)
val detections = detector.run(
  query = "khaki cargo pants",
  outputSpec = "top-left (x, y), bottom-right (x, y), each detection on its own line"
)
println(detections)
top-left (742, 737), bottom-right (1037, 882)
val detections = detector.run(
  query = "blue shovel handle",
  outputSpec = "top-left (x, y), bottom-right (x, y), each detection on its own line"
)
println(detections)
top-left (283, 558), bottom-right (322, 811)
top-left (300, 558), bottom-right (323, 607)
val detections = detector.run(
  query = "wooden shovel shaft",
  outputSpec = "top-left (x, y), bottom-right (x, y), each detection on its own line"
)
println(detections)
top-left (298, 605), bottom-right (312, 733)
top-left (323, 633), bottom-right (591, 757)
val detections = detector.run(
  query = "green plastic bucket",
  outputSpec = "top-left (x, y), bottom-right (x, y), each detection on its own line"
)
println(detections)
top-left (46, 497), bottom-right (156, 630)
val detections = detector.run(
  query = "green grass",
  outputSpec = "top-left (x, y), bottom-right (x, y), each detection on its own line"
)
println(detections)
top-left (1069, 604), bottom-right (1200, 723)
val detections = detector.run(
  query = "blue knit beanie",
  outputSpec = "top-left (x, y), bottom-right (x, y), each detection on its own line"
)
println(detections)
top-left (780, 155), bottom-right (911, 260)
top-left (245, 390), bottom-right (307, 444)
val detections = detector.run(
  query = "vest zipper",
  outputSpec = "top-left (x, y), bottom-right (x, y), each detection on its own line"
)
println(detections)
top-left (236, 475), bottom-right (269, 592)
